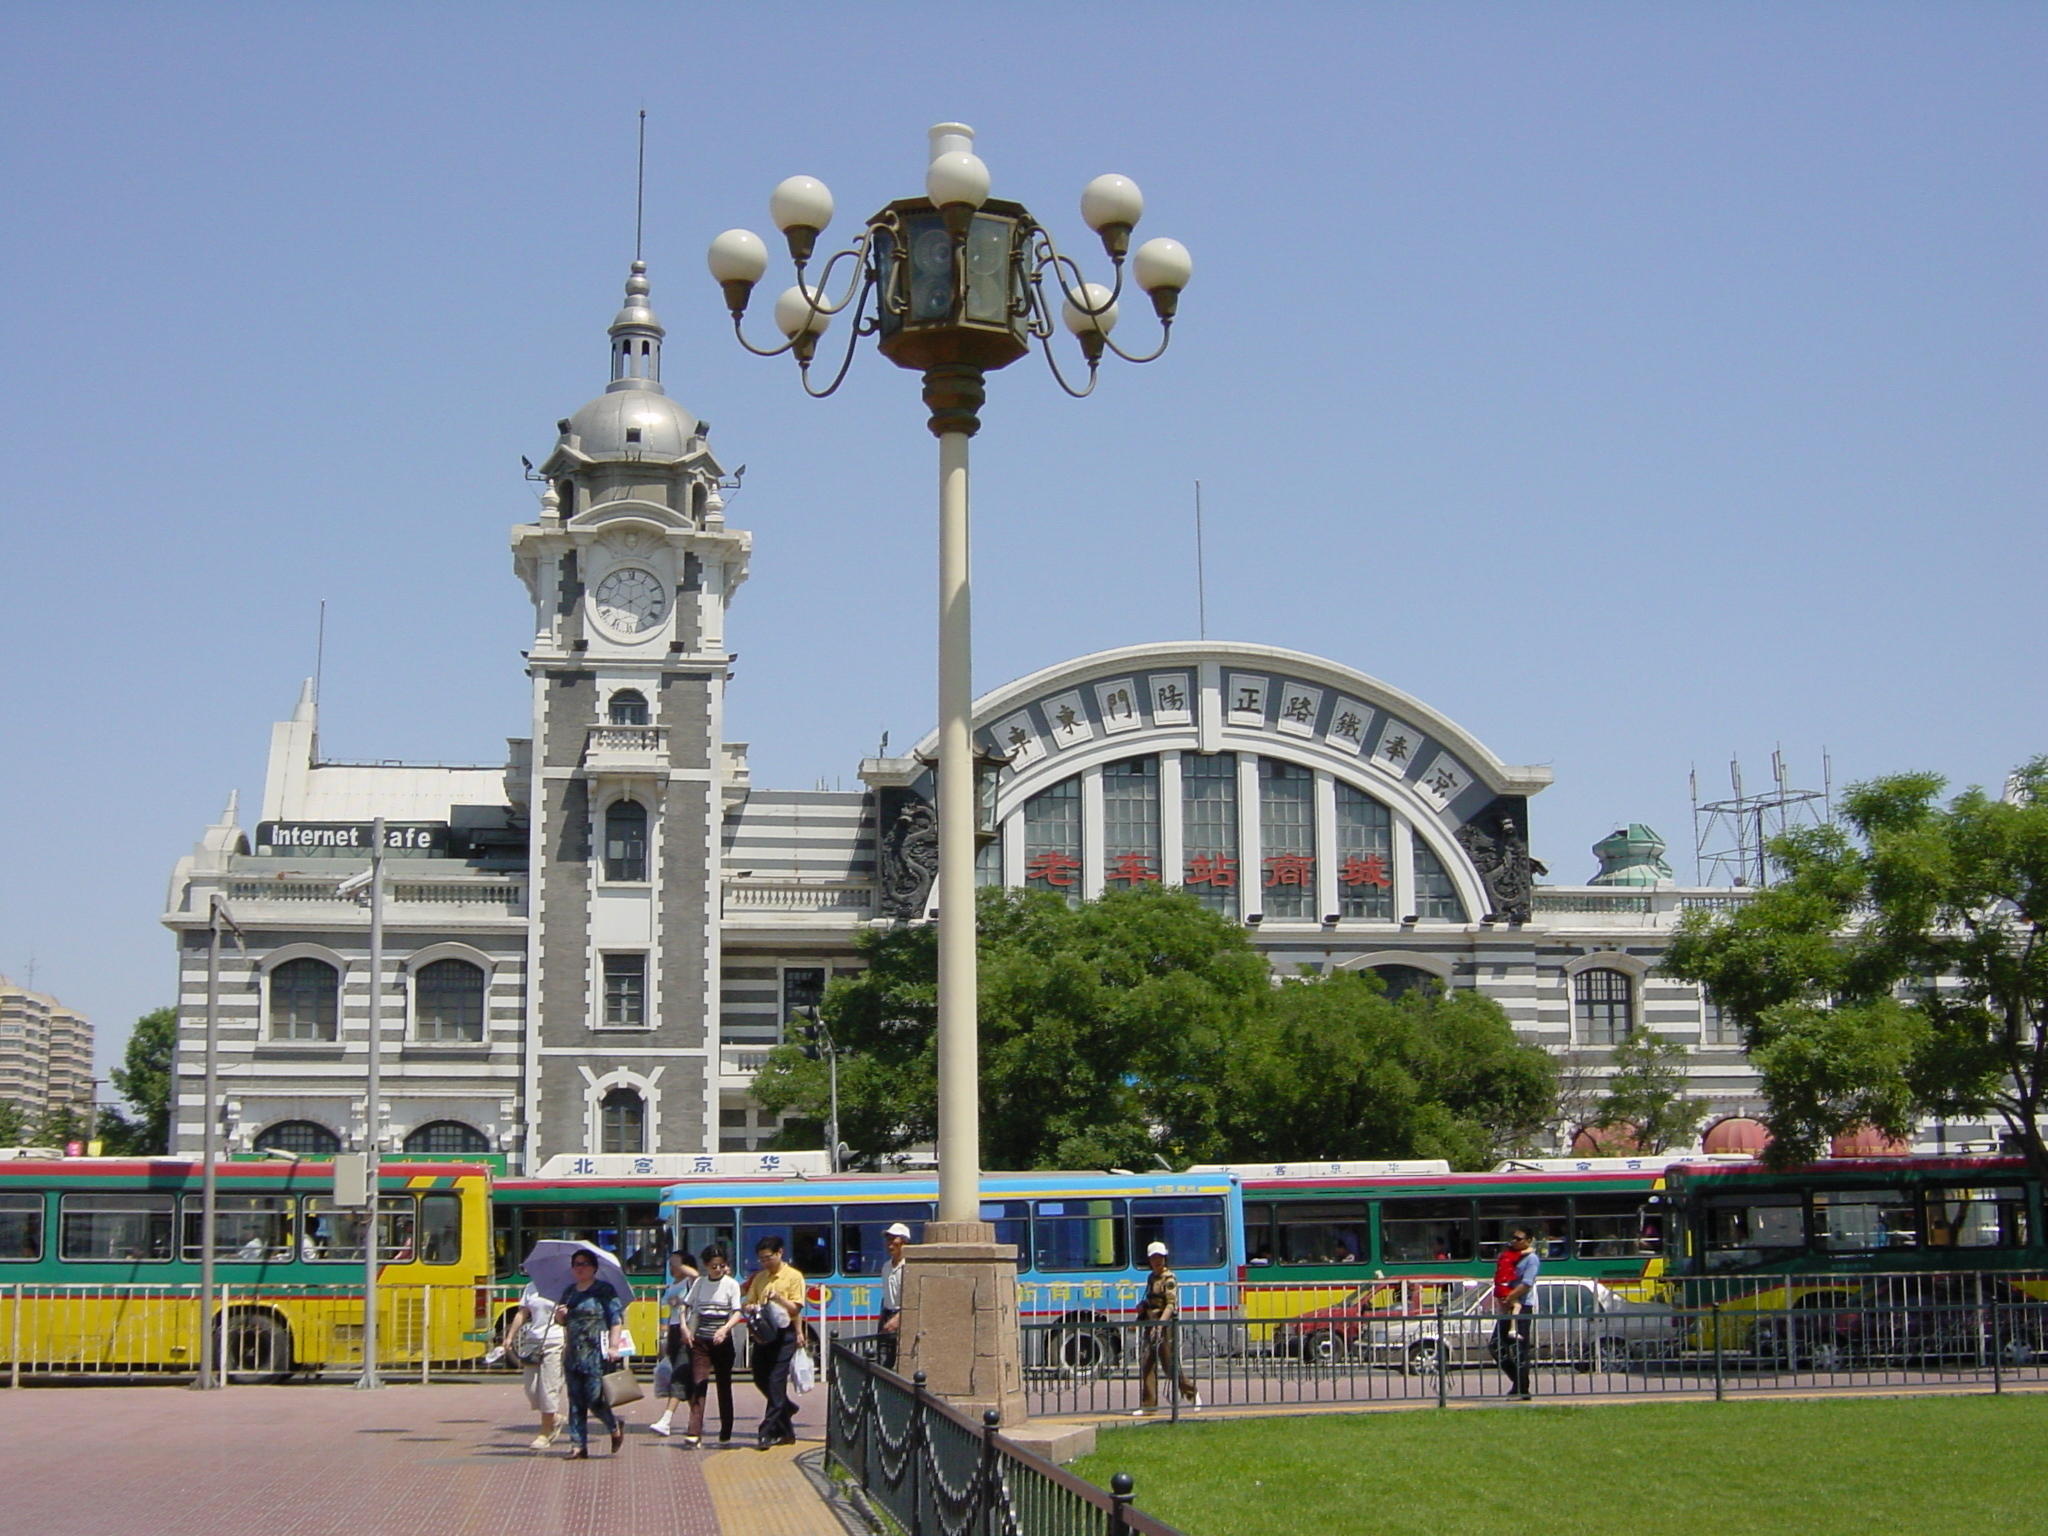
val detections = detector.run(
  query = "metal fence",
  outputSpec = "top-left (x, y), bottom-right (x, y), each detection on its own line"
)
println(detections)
top-left (830, 1342), bottom-right (1185, 1536)
top-left (1020, 1271), bottom-right (2048, 1416)
top-left (2, 1282), bottom-right (490, 1385)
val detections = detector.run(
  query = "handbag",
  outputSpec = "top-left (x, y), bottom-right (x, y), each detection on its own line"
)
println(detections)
top-left (510, 1327), bottom-right (546, 1367)
top-left (602, 1366), bottom-right (645, 1407)
top-left (790, 1345), bottom-right (817, 1395)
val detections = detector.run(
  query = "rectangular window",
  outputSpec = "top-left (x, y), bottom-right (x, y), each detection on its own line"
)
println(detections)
top-left (1131, 1195), bottom-right (1228, 1270)
top-left (1258, 758), bottom-right (1316, 919)
top-left (980, 1200), bottom-right (1029, 1262)
top-left (420, 1193), bottom-right (463, 1266)
top-left (1269, 1200), bottom-right (1368, 1266)
top-left (675, 1217), bottom-right (739, 1268)
top-left (1023, 777), bottom-right (1083, 904)
top-left (1812, 1188), bottom-right (1917, 1252)
top-left (975, 835), bottom-right (1003, 888)
top-left (1475, 1198), bottom-right (1568, 1261)
top-left (301, 1196), bottom-right (416, 1263)
top-left (60, 1193), bottom-right (173, 1263)
top-left (1379, 1198), bottom-right (1474, 1263)
top-left (603, 954), bottom-right (647, 1028)
top-left (838, 1202), bottom-right (933, 1277)
top-left (1412, 835), bottom-right (1464, 921)
top-left (1700, 994), bottom-right (1742, 1048)
top-left (1243, 1201), bottom-right (1276, 1267)
top-left (740, 1204), bottom-right (834, 1279)
top-left (414, 960), bottom-right (486, 1043)
top-left (1180, 753), bottom-right (1239, 918)
top-left (179, 1195), bottom-right (294, 1262)
top-left (1335, 783), bottom-right (1394, 920)
top-left (0, 1193), bottom-right (43, 1261)
top-left (1700, 1192), bottom-right (1804, 1269)
top-left (1101, 756), bottom-right (1161, 889)
top-left (781, 967), bottom-right (826, 1030)
top-left (1572, 1193), bottom-right (1657, 1259)
top-left (1032, 1198), bottom-right (1128, 1272)
top-left (1575, 969), bottom-right (1633, 1047)
top-left (1926, 1186), bottom-right (2029, 1249)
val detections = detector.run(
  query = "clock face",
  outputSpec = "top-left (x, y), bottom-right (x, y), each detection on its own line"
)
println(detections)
top-left (593, 566), bottom-right (670, 635)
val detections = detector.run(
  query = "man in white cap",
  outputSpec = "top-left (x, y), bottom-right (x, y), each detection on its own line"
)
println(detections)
top-left (878, 1221), bottom-right (912, 1369)
top-left (1133, 1240), bottom-right (1202, 1416)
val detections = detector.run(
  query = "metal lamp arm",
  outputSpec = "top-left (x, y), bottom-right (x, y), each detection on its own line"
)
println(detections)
top-left (797, 267), bottom-right (879, 399)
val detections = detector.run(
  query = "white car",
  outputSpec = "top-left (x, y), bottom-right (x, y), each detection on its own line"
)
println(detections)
top-left (1356, 1277), bottom-right (1679, 1374)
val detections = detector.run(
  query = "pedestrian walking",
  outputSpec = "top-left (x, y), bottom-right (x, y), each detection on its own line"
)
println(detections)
top-left (503, 1280), bottom-right (566, 1449)
top-left (877, 1222), bottom-right (911, 1370)
top-left (1493, 1226), bottom-right (1540, 1399)
top-left (654, 1245), bottom-right (743, 1445)
top-left (741, 1235), bottom-right (806, 1449)
top-left (650, 1251), bottom-right (696, 1438)
top-left (1132, 1241), bottom-right (1202, 1417)
top-left (554, 1247), bottom-right (631, 1457)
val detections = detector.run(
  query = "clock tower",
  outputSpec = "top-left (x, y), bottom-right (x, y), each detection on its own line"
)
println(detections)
top-left (512, 260), bottom-right (749, 1165)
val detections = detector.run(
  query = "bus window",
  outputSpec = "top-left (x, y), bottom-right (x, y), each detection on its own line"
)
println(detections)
top-left (840, 1203), bottom-right (932, 1276)
top-left (0, 1193), bottom-right (43, 1261)
top-left (1380, 1198), bottom-right (1473, 1264)
top-left (1266, 1201), bottom-right (1364, 1266)
top-left (179, 1195), bottom-right (294, 1262)
top-left (979, 1201), bottom-right (1028, 1261)
top-left (1926, 1187), bottom-right (2029, 1249)
top-left (741, 1205), bottom-right (833, 1278)
top-left (675, 1218), bottom-right (738, 1267)
top-left (1701, 1193), bottom-right (1802, 1269)
top-left (1132, 1196), bottom-right (1228, 1269)
top-left (1572, 1194), bottom-right (1656, 1259)
top-left (1034, 1200), bottom-right (1127, 1272)
top-left (420, 1194), bottom-right (463, 1265)
top-left (517, 1203), bottom-right (627, 1257)
top-left (302, 1196), bottom-right (416, 1262)
top-left (1812, 1189), bottom-right (1915, 1252)
top-left (618, 1205), bottom-right (670, 1273)
top-left (1476, 1198), bottom-right (1567, 1261)
top-left (1242, 1201), bottom-right (1275, 1267)
top-left (60, 1193), bottom-right (173, 1262)
top-left (493, 1208), bottom-right (518, 1278)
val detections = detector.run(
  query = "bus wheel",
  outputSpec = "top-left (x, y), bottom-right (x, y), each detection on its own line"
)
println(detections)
top-left (1302, 1330), bottom-right (1340, 1367)
top-left (1053, 1328), bottom-right (1111, 1375)
top-left (1404, 1339), bottom-right (1443, 1376)
top-left (220, 1312), bottom-right (293, 1385)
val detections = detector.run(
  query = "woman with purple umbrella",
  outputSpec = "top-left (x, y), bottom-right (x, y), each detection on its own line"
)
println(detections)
top-left (549, 1247), bottom-right (630, 1457)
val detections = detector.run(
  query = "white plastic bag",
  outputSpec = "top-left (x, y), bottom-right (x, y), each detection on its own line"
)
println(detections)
top-left (790, 1346), bottom-right (817, 1395)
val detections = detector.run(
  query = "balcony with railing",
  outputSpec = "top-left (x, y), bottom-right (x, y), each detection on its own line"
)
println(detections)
top-left (583, 724), bottom-right (668, 773)
top-left (721, 878), bottom-right (874, 920)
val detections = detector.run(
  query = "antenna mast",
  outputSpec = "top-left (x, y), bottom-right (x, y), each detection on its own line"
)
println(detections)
top-left (1194, 479), bottom-right (1208, 641)
top-left (635, 108), bottom-right (647, 262)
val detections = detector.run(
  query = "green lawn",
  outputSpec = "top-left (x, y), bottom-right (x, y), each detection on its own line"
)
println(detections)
top-left (1070, 1394), bottom-right (2048, 1536)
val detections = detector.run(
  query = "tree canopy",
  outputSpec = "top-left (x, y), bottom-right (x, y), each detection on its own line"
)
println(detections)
top-left (1586, 1028), bottom-right (1707, 1154)
top-left (104, 1005), bottom-right (177, 1154)
top-left (753, 885), bottom-right (1556, 1172)
top-left (1664, 760), bottom-right (2048, 1182)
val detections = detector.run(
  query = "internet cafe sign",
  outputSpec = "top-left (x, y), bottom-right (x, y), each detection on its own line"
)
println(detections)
top-left (254, 822), bottom-right (450, 855)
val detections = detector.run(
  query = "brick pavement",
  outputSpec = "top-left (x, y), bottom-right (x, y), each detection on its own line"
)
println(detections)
top-left (0, 1378), bottom-right (846, 1536)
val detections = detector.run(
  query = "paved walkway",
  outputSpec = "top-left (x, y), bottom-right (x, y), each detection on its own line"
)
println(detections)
top-left (0, 1378), bottom-right (850, 1536)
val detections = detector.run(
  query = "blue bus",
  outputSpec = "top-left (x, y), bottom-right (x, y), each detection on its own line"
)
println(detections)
top-left (658, 1169), bottom-right (1243, 1346)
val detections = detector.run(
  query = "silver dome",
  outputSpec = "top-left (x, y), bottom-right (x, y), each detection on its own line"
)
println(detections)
top-left (565, 384), bottom-right (699, 461)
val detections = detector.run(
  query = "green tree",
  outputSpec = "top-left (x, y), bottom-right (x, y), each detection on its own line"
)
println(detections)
top-left (29, 1102), bottom-right (86, 1148)
top-left (0, 1099), bottom-right (27, 1146)
top-left (754, 885), bottom-right (1271, 1169)
top-left (1664, 760), bottom-right (2048, 1179)
top-left (1588, 1029), bottom-right (1707, 1153)
top-left (107, 1006), bottom-right (177, 1154)
top-left (1219, 970), bottom-right (1557, 1170)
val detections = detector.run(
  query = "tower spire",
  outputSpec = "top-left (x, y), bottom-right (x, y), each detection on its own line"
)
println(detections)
top-left (607, 260), bottom-right (666, 394)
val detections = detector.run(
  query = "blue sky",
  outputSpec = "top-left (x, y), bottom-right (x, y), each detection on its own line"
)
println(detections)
top-left (2, 3), bottom-right (2041, 1082)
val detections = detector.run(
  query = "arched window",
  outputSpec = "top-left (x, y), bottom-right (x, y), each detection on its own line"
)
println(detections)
top-left (255, 1120), bottom-right (340, 1157)
top-left (403, 1121), bottom-right (491, 1156)
top-left (600, 1088), bottom-right (646, 1154)
top-left (414, 959), bottom-right (486, 1043)
top-left (1411, 835), bottom-right (1465, 922)
top-left (1022, 777), bottom-right (1081, 905)
top-left (1575, 969), bottom-right (1634, 1046)
top-left (603, 799), bottom-right (648, 882)
top-left (1372, 964), bottom-right (1441, 1003)
top-left (269, 957), bottom-right (339, 1041)
top-left (608, 689), bottom-right (649, 725)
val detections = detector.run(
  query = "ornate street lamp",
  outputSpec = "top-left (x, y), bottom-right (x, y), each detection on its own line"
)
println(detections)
top-left (708, 124), bottom-right (1190, 1238)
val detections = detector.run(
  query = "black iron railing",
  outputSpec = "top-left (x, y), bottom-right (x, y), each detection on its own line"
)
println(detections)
top-left (829, 1340), bottom-right (1186, 1536)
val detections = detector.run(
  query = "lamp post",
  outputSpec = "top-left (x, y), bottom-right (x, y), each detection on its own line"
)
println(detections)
top-left (709, 124), bottom-right (1189, 1232)
top-left (338, 817), bottom-right (387, 1389)
top-left (796, 1008), bottom-right (840, 1174)
top-left (191, 894), bottom-right (241, 1391)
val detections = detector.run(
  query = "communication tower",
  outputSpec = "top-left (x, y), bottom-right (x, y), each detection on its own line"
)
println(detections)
top-left (1690, 749), bottom-right (1832, 887)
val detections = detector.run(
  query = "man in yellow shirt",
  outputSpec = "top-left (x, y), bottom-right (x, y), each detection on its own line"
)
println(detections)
top-left (741, 1236), bottom-right (806, 1447)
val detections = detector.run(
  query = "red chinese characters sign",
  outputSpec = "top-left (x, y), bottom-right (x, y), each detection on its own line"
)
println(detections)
top-left (1025, 851), bottom-right (1082, 888)
top-left (1184, 854), bottom-right (1238, 888)
top-left (1339, 853), bottom-right (1391, 889)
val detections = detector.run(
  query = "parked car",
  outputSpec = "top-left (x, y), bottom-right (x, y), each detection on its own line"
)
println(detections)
top-left (1271, 1279), bottom-right (1462, 1365)
top-left (1348, 1278), bottom-right (1681, 1374)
